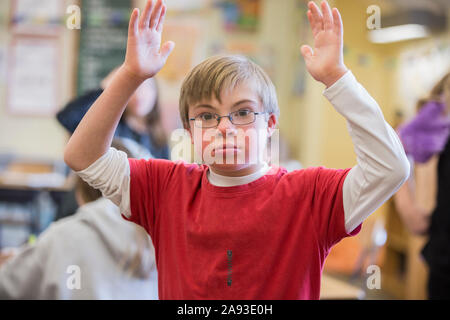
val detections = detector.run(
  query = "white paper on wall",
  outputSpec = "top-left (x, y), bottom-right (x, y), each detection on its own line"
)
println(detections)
top-left (8, 37), bottom-right (59, 116)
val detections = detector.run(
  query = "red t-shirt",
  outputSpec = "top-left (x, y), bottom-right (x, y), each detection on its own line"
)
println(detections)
top-left (124, 158), bottom-right (361, 300)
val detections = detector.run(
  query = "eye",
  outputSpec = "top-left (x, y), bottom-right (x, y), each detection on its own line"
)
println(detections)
top-left (234, 109), bottom-right (251, 117)
top-left (198, 113), bottom-right (215, 121)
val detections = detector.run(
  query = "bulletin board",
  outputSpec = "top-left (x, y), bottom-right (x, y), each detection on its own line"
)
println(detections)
top-left (6, 0), bottom-right (64, 116)
top-left (7, 36), bottom-right (60, 116)
top-left (216, 0), bottom-right (262, 32)
top-left (9, 0), bottom-right (64, 35)
top-left (76, 0), bottom-right (131, 95)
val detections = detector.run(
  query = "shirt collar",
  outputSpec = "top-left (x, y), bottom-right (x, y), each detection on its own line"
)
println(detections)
top-left (207, 162), bottom-right (271, 187)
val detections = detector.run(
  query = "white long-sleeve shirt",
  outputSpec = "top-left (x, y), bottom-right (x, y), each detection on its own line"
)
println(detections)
top-left (76, 71), bottom-right (410, 234)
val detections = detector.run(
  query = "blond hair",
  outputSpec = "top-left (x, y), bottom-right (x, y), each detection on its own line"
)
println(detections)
top-left (179, 54), bottom-right (280, 129)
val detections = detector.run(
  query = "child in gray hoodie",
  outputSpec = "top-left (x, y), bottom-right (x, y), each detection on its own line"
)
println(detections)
top-left (0, 138), bottom-right (158, 299)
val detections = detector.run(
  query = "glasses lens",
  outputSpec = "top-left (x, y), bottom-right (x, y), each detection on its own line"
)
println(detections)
top-left (231, 110), bottom-right (255, 125)
top-left (196, 113), bottom-right (217, 128)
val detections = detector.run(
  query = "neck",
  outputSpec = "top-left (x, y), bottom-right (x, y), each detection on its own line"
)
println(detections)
top-left (207, 162), bottom-right (270, 187)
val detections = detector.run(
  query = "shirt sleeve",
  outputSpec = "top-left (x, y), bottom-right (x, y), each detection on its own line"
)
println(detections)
top-left (76, 147), bottom-right (132, 218)
top-left (126, 158), bottom-right (176, 238)
top-left (323, 71), bottom-right (410, 234)
top-left (308, 166), bottom-right (360, 249)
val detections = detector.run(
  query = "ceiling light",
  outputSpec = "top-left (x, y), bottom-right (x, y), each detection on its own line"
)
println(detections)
top-left (368, 24), bottom-right (431, 43)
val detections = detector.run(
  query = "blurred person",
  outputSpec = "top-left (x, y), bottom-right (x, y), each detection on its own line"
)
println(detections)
top-left (394, 72), bottom-right (450, 299)
top-left (0, 138), bottom-right (158, 300)
top-left (57, 68), bottom-right (169, 159)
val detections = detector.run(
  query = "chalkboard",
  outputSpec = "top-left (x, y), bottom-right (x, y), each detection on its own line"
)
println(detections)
top-left (77, 0), bottom-right (131, 95)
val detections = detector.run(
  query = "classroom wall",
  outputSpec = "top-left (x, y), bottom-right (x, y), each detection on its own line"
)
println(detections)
top-left (0, 0), bottom-right (78, 161)
top-left (0, 0), bottom-right (301, 162)
top-left (1, 0), bottom-right (447, 164)
top-left (391, 27), bottom-right (450, 120)
top-left (0, 0), bottom-right (387, 165)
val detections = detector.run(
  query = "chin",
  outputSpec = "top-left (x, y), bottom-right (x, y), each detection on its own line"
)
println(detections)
top-left (209, 163), bottom-right (254, 176)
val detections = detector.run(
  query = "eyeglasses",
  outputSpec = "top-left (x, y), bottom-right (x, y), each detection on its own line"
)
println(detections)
top-left (189, 109), bottom-right (267, 128)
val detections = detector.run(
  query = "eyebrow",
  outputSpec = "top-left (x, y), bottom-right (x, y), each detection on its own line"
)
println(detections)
top-left (193, 99), bottom-right (258, 111)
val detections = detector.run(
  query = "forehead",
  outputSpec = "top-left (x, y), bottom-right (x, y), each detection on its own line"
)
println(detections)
top-left (190, 81), bottom-right (261, 111)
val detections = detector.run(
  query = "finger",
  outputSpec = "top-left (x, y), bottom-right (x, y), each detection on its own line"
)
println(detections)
top-left (140, 0), bottom-right (154, 29)
top-left (156, 4), bottom-right (166, 32)
top-left (308, 1), bottom-right (323, 31)
top-left (128, 8), bottom-right (139, 37)
top-left (332, 8), bottom-right (343, 36)
top-left (160, 41), bottom-right (175, 61)
top-left (307, 10), bottom-right (320, 37)
top-left (300, 45), bottom-right (314, 61)
top-left (150, 0), bottom-right (163, 30)
top-left (321, 1), bottom-right (333, 30)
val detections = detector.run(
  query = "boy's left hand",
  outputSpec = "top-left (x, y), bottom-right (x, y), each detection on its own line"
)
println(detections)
top-left (301, 1), bottom-right (348, 88)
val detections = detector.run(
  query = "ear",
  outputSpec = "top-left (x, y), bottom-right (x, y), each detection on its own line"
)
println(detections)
top-left (267, 113), bottom-right (277, 137)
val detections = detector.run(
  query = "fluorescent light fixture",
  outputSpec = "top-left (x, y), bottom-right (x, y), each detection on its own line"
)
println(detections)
top-left (368, 24), bottom-right (430, 44)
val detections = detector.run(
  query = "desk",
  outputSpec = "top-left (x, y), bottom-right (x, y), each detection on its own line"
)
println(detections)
top-left (0, 173), bottom-right (76, 193)
top-left (320, 273), bottom-right (366, 300)
top-left (0, 173), bottom-right (76, 248)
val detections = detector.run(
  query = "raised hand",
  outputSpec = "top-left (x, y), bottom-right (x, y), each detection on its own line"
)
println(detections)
top-left (123, 0), bottom-right (175, 82)
top-left (301, 1), bottom-right (348, 88)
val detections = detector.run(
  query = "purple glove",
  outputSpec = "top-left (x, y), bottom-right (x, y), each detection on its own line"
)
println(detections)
top-left (398, 101), bottom-right (450, 163)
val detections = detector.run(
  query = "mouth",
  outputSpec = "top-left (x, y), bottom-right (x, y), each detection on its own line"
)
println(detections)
top-left (213, 145), bottom-right (241, 153)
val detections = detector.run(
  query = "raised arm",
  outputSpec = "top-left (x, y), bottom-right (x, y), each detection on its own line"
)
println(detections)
top-left (64, 0), bottom-right (174, 172)
top-left (301, 1), bottom-right (410, 233)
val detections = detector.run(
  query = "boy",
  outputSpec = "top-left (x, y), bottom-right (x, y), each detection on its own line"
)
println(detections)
top-left (64, 0), bottom-right (409, 299)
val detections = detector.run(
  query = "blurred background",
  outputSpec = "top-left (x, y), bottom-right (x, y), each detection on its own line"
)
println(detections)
top-left (0, 0), bottom-right (449, 300)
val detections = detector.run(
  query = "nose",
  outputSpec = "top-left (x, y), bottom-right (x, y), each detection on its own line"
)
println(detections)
top-left (216, 115), bottom-right (236, 137)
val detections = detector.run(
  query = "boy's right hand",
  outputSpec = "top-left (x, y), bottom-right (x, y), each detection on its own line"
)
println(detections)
top-left (122, 0), bottom-right (175, 82)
